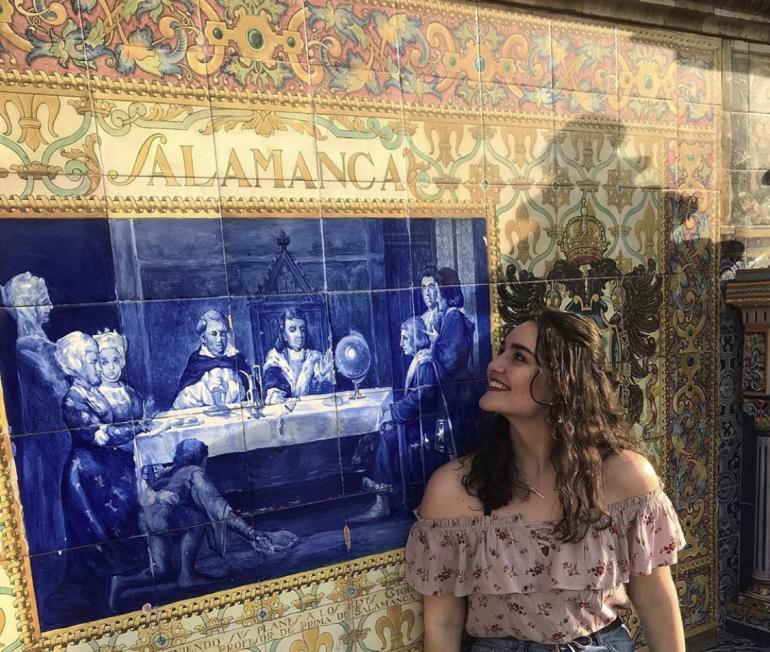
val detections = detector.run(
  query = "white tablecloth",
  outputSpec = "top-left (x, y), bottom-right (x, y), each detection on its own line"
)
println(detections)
top-left (135, 388), bottom-right (393, 467)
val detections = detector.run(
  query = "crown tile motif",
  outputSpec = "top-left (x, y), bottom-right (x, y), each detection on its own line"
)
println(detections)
top-left (557, 193), bottom-right (609, 264)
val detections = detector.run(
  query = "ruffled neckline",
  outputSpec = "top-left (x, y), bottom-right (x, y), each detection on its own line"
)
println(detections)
top-left (413, 486), bottom-right (665, 528)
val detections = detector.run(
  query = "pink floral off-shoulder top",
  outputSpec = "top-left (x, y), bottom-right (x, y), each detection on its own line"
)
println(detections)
top-left (404, 487), bottom-right (686, 645)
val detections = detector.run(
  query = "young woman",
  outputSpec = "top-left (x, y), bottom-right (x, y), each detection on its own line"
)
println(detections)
top-left (405, 310), bottom-right (686, 652)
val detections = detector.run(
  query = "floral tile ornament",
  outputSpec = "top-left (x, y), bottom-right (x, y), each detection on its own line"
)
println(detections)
top-left (0, 87), bottom-right (104, 200)
top-left (618, 29), bottom-right (677, 101)
top-left (393, 0), bottom-right (479, 83)
top-left (477, 8), bottom-right (551, 90)
top-left (304, 0), bottom-right (398, 74)
top-left (552, 19), bottom-right (616, 96)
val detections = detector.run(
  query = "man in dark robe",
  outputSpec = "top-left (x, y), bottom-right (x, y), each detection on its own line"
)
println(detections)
top-left (172, 310), bottom-right (247, 410)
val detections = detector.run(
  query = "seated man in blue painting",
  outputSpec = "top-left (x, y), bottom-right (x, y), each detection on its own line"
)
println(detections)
top-left (109, 438), bottom-right (297, 610)
top-left (172, 310), bottom-right (247, 410)
top-left (263, 308), bottom-right (334, 405)
top-left (352, 316), bottom-right (442, 522)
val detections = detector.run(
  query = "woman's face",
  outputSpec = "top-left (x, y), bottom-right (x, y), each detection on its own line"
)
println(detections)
top-left (80, 346), bottom-right (102, 387)
top-left (479, 321), bottom-right (552, 419)
top-left (99, 347), bottom-right (124, 383)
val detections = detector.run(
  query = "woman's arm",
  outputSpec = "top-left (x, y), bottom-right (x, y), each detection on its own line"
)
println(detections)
top-left (417, 460), bottom-right (476, 652)
top-left (603, 450), bottom-right (685, 652)
top-left (424, 593), bottom-right (466, 652)
top-left (627, 567), bottom-right (685, 652)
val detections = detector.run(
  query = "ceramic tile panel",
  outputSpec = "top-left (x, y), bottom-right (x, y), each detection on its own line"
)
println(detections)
top-left (393, 0), bottom-right (480, 83)
top-left (90, 95), bottom-right (218, 185)
top-left (717, 483), bottom-right (740, 541)
top-left (0, 301), bottom-right (126, 439)
top-left (478, 8), bottom-right (551, 91)
top-left (718, 434), bottom-right (742, 494)
top-left (641, 436), bottom-right (667, 473)
top-left (323, 216), bottom-right (412, 291)
top-left (208, 58), bottom-right (315, 98)
top-left (552, 19), bottom-right (616, 96)
top-left (313, 79), bottom-right (408, 187)
top-left (408, 215), bottom-right (490, 289)
top-left (117, 297), bottom-right (241, 420)
top-left (0, 218), bottom-right (116, 306)
top-left (678, 44), bottom-right (721, 106)
top-left (553, 88), bottom-right (619, 126)
top-left (102, 174), bottom-right (223, 219)
top-left (481, 118), bottom-right (555, 191)
top-left (0, 88), bottom-right (104, 200)
top-left (190, 0), bottom-right (310, 82)
top-left (29, 536), bottom-right (155, 631)
top-left (731, 169), bottom-right (770, 229)
top-left (618, 96), bottom-right (678, 130)
top-left (109, 217), bottom-right (227, 300)
top-left (208, 102), bottom-right (316, 193)
top-left (618, 29), bottom-right (677, 101)
top-left (677, 563), bottom-right (714, 632)
top-left (312, 66), bottom-right (403, 104)
top-left (325, 289), bottom-right (414, 395)
top-left (304, 0), bottom-right (398, 74)
top-left (0, 0), bottom-right (91, 81)
top-left (251, 497), bottom-right (349, 582)
top-left (666, 190), bottom-right (718, 275)
top-left (403, 112), bottom-right (485, 202)
top-left (496, 185), bottom-right (664, 282)
top-left (223, 216), bottom-right (326, 295)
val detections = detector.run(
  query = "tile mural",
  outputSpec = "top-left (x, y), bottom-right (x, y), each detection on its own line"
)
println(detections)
top-left (0, 0), bottom-right (721, 648)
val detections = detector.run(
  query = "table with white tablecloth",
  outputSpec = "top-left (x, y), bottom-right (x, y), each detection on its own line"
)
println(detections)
top-left (134, 388), bottom-right (393, 468)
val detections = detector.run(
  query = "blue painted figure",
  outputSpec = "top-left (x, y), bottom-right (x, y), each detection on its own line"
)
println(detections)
top-left (173, 310), bottom-right (247, 410)
top-left (1, 273), bottom-right (70, 554)
top-left (94, 329), bottom-right (145, 437)
top-left (418, 266), bottom-right (444, 343)
top-left (55, 331), bottom-right (146, 569)
top-left (109, 439), bottom-right (298, 610)
top-left (352, 316), bottom-right (440, 522)
top-left (429, 268), bottom-right (479, 458)
top-left (430, 267), bottom-right (475, 383)
top-left (263, 308), bottom-right (334, 405)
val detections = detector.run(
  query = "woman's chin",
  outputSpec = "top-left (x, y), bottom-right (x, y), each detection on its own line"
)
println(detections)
top-left (478, 391), bottom-right (498, 411)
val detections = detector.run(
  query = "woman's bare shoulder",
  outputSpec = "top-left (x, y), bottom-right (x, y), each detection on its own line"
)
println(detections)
top-left (418, 456), bottom-right (482, 519)
top-left (602, 449), bottom-right (660, 505)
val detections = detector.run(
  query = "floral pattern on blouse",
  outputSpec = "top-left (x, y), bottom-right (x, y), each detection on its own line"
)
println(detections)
top-left (404, 486), bottom-right (686, 644)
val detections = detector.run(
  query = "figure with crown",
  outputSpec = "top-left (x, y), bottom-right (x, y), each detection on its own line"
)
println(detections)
top-left (95, 329), bottom-right (146, 435)
top-left (48, 330), bottom-right (151, 616)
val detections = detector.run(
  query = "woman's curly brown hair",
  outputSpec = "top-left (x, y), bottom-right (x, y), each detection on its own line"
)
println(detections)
top-left (462, 309), bottom-right (642, 543)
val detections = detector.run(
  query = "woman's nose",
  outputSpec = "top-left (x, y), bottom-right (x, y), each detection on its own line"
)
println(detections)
top-left (487, 354), bottom-right (505, 373)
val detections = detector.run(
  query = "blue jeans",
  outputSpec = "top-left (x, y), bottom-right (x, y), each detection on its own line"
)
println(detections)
top-left (468, 622), bottom-right (635, 652)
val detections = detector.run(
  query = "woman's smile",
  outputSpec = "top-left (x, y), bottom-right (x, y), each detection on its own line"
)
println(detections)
top-left (488, 377), bottom-right (510, 391)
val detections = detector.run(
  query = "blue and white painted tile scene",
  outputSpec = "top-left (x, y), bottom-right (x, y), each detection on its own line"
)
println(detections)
top-left (0, 215), bottom-right (492, 631)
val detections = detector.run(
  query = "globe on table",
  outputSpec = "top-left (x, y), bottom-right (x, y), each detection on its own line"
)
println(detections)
top-left (334, 329), bottom-right (371, 400)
